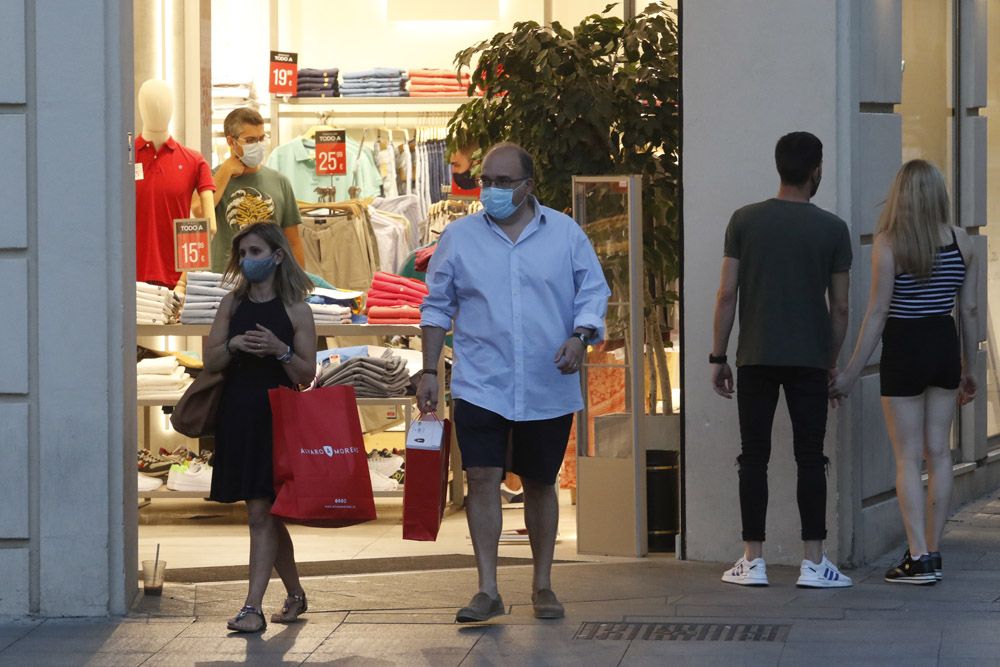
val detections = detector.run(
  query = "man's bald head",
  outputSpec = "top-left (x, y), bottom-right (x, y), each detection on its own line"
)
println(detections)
top-left (483, 142), bottom-right (534, 180)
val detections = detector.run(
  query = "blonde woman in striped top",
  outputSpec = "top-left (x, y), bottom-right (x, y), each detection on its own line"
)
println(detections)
top-left (831, 160), bottom-right (978, 585)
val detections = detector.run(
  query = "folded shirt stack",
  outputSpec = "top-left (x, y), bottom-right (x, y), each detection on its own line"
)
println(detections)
top-left (408, 68), bottom-right (471, 97)
top-left (136, 282), bottom-right (180, 325)
top-left (137, 356), bottom-right (192, 403)
top-left (366, 271), bottom-right (428, 311)
top-left (367, 305), bottom-right (420, 325)
top-left (295, 67), bottom-right (339, 98)
top-left (212, 80), bottom-right (259, 113)
top-left (340, 68), bottom-right (409, 97)
top-left (316, 348), bottom-right (411, 398)
top-left (309, 302), bottom-right (352, 324)
top-left (180, 271), bottom-right (230, 324)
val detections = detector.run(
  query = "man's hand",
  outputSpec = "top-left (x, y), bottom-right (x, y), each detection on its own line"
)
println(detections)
top-left (416, 372), bottom-right (440, 414)
top-left (554, 337), bottom-right (586, 374)
top-left (827, 368), bottom-right (843, 408)
top-left (222, 155), bottom-right (246, 178)
top-left (959, 374), bottom-right (977, 406)
top-left (711, 362), bottom-right (734, 398)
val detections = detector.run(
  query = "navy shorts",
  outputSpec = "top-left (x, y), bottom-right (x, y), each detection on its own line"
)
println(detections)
top-left (453, 399), bottom-right (574, 485)
top-left (880, 316), bottom-right (961, 396)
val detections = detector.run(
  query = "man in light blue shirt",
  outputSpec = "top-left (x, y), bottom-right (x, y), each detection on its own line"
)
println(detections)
top-left (418, 143), bottom-right (610, 623)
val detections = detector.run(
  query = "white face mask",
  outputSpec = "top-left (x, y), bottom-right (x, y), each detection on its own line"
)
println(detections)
top-left (238, 141), bottom-right (266, 168)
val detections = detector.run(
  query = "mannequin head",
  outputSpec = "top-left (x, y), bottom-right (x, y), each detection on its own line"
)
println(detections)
top-left (137, 79), bottom-right (173, 138)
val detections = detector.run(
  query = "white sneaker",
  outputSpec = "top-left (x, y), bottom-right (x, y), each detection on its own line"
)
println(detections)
top-left (796, 555), bottom-right (853, 588)
top-left (722, 557), bottom-right (768, 586)
top-left (169, 462), bottom-right (212, 492)
top-left (369, 469), bottom-right (399, 492)
top-left (137, 473), bottom-right (163, 492)
top-left (368, 454), bottom-right (403, 477)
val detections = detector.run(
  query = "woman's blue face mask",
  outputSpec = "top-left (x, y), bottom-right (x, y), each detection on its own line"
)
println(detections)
top-left (240, 254), bottom-right (278, 282)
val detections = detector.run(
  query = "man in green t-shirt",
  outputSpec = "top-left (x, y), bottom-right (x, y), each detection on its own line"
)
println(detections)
top-left (711, 132), bottom-right (852, 589)
top-left (195, 107), bottom-right (304, 272)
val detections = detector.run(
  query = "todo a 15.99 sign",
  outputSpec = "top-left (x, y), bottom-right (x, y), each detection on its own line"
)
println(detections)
top-left (269, 51), bottom-right (298, 95)
top-left (315, 130), bottom-right (347, 176)
top-left (173, 218), bottom-right (211, 272)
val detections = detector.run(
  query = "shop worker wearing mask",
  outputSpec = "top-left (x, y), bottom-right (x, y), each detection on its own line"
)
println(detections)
top-left (192, 107), bottom-right (305, 273)
top-left (418, 142), bottom-right (611, 623)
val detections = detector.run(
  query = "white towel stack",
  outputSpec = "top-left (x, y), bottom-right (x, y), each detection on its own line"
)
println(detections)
top-left (137, 282), bottom-right (180, 325)
top-left (181, 271), bottom-right (231, 324)
top-left (137, 356), bottom-right (192, 403)
top-left (309, 302), bottom-right (352, 324)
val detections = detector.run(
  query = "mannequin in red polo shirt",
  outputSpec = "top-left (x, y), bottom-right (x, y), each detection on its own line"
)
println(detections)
top-left (135, 79), bottom-right (216, 288)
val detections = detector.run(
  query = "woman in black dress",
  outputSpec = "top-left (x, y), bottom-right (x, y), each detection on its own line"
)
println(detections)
top-left (203, 222), bottom-right (317, 632)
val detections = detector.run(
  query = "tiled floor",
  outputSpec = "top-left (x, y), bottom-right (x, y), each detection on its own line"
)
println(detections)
top-left (138, 491), bottom-right (588, 572)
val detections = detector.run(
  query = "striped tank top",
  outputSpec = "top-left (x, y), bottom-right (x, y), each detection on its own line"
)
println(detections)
top-left (888, 229), bottom-right (966, 319)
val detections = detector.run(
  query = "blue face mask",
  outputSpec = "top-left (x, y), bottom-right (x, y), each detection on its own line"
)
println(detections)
top-left (240, 254), bottom-right (278, 283)
top-left (480, 182), bottom-right (526, 220)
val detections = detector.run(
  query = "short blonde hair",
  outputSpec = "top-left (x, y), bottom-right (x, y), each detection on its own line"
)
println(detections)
top-left (876, 160), bottom-right (951, 279)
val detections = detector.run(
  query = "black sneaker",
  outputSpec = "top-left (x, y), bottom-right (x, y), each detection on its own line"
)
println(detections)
top-left (929, 551), bottom-right (942, 581)
top-left (884, 550), bottom-right (936, 585)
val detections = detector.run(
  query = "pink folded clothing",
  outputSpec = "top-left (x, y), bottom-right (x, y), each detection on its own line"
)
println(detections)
top-left (410, 84), bottom-right (467, 93)
top-left (409, 76), bottom-right (470, 86)
top-left (368, 305), bottom-right (421, 320)
top-left (409, 68), bottom-right (463, 78)
top-left (368, 318), bottom-right (423, 324)
top-left (373, 272), bottom-right (428, 293)
top-left (366, 294), bottom-right (424, 309)
top-left (370, 281), bottom-right (428, 302)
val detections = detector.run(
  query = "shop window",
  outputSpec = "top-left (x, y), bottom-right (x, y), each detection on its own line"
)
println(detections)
top-left (899, 0), bottom-right (959, 450)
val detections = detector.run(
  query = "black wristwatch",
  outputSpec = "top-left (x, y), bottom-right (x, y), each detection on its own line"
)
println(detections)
top-left (709, 353), bottom-right (727, 364)
top-left (571, 331), bottom-right (590, 345)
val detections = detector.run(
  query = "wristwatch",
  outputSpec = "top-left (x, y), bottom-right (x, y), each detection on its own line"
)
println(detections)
top-left (277, 345), bottom-right (294, 364)
top-left (571, 331), bottom-right (590, 345)
top-left (709, 353), bottom-right (727, 364)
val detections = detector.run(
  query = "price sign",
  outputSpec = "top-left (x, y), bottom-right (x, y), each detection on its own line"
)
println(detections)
top-left (315, 130), bottom-right (347, 176)
top-left (269, 51), bottom-right (298, 95)
top-left (173, 218), bottom-right (211, 272)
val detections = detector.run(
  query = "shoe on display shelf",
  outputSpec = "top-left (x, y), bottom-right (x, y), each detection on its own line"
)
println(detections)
top-left (137, 473), bottom-right (163, 493)
top-left (368, 451), bottom-right (404, 477)
top-left (168, 462), bottom-right (212, 492)
top-left (796, 555), bottom-right (852, 588)
top-left (137, 449), bottom-right (172, 477)
top-left (884, 550), bottom-right (936, 585)
top-left (721, 556), bottom-right (769, 586)
top-left (369, 470), bottom-right (399, 492)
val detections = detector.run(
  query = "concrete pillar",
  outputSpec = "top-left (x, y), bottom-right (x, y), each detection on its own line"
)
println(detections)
top-left (682, 0), bottom-right (847, 565)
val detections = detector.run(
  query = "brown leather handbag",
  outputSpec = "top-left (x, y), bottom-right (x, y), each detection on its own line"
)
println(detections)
top-left (170, 370), bottom-right (225, 438)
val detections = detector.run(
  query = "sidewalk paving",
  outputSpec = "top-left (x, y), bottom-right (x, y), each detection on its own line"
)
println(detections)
top-left (4, 493), bottom-right (1000, 666)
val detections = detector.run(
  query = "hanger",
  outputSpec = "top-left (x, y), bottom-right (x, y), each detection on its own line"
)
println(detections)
top-left (301, 112), bottom-right (335, 141)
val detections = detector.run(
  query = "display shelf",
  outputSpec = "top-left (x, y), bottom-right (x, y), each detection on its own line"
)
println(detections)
top-left (139, 490), bottom-right (209, 499)
top-left (272, 95), bottom-right (471, 106)
top-left (137, 323), bottom-right (422, 337)
top-left (139, 489), bottom-right (403, 499)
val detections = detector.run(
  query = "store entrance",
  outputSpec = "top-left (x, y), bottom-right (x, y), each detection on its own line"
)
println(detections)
top-left (130, 0), bottom-right (599, 586)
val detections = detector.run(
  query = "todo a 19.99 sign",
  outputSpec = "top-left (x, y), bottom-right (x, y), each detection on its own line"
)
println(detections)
top-left (315, 130), bottom-right (347, 176)
top-left (269, 51), bottom-right (298, 95)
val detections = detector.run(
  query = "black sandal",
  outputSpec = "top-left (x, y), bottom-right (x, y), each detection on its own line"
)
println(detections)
top-left (227, 605), bottom-right (267, 633)
top-left (271, 592), bottom-right (308, 623)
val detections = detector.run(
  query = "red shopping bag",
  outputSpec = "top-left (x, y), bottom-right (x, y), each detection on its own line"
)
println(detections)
top-left (269, 385), bottom-right (376, 527)
top-left (402, 414), bottom-right (452, 541)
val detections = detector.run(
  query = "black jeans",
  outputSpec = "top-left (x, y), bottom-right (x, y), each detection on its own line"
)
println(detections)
top-left (736, 365), bottom-right (830, 542)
